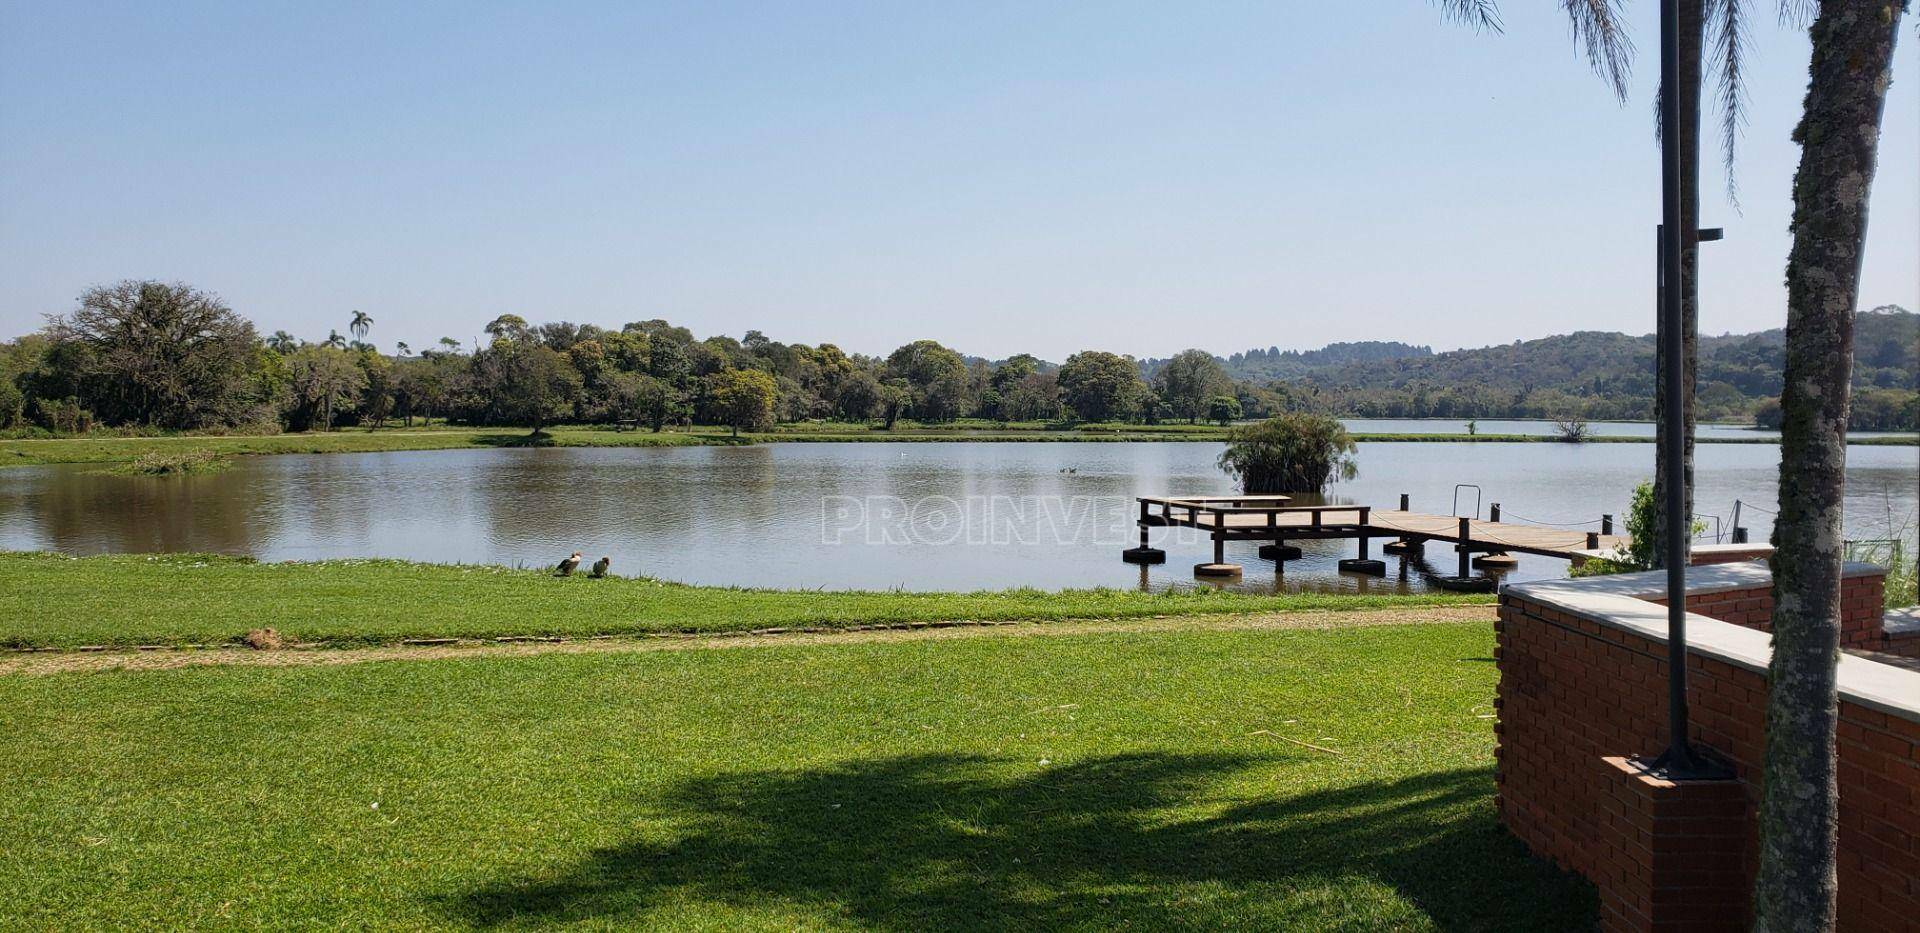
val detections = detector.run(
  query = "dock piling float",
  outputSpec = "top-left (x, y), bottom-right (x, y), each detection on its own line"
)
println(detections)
top-left (1472, 503), bottom-right (1520, 569)
top-left (1123, 500), bottom-right (1166, 563)
top-left (1383, 493), bottom-right (1420, 554)
top-left (1338, 531), bottom-right (1386, 575)
top-left (1259, 541), bottom-right (1303, 561)
top-left (1193, 518), bottom-right (1241, 577)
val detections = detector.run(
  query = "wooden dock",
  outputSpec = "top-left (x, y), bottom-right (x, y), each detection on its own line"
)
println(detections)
top-left (1125, 494), bottom-right (1628, 588)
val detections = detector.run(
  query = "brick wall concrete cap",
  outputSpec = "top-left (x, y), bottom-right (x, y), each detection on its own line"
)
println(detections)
top-left (1505, 560), bottom-right (1882, 602)
top-left (1886, 608), bottom-right (1920, 637)
top-left (1503, 563), bottom-right (1920, 724)
top-left (1689, 542), bottom-right (1776, 560)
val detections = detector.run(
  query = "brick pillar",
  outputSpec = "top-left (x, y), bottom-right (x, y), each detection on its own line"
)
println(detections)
top-left (1594, 756), bottom-right (1752, 932)
top-left (1842, 573), bottom-right (1887, 649)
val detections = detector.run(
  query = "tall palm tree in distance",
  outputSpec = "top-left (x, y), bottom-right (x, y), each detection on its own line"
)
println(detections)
top-left (349, 310), bottom-right (373, 345)
top-left (1433, 1), bottom-right (1909, 927)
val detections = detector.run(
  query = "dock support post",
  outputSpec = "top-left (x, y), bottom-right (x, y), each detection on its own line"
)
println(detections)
top-left (1473, 503), bottom-right (1519, 569)
top-left (1427, 516), bottom-right (1494, 592)
top-left (1586, 531), bottom-right (1601, 550)
top-left (1122, 499), bottom-right (1166, 564)
top-left (1383, 493), bottom-right (1418, 554)
top-left (1195, 514), bottom-right (1240, 577)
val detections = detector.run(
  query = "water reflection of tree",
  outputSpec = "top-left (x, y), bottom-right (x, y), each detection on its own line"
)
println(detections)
top-left (9, 466), bottom-right (266, 555)
top-left (472, 447), bottom-right (784, 569)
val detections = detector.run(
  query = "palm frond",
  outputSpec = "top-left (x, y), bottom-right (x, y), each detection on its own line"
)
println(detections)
top-left (1430, 0), bottom-right (1505, 32)
top-left (1707, 0), bottom-right (1750, 206)
top-left (1562, 0), bottom-right (1636, 101)
top-left (1775, 0), bottom-right (1816, 28)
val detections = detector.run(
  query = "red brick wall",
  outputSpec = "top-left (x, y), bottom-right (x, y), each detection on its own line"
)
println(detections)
top-left (1497, 590), bottom-right (1920, 931)
top-left (1593, 756), bottom-right (1752, 931)
top-left (1887, 631), bottom-right (1920, 659)
top-left (1645, 573), bottom-right (1888, 650)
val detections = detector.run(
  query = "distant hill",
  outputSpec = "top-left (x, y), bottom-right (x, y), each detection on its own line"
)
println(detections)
top-left (1220, 306), bottom-right (1916, 427)
top-left (1217, 341), bottom-right (1432, 380)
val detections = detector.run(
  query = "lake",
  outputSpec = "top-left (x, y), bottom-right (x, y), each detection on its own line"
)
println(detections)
top-left (2, 441), bottom-right (1913, 594)
top-left (1339, 418), bottom-right (1915, 440)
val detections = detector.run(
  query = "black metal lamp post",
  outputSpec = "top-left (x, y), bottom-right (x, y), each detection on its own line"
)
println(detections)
top-left (1648, 0), bottom-right (1727, 781)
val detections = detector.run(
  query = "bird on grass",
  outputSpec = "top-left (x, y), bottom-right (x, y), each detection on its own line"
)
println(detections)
top-left (555, 552), bottom-right (583, 577)
top-left (589, 556), bottom-right (611, 579)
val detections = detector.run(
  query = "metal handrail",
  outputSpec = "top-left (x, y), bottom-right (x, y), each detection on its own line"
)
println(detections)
top-left (1452, 484), bottom-right (1481, 519)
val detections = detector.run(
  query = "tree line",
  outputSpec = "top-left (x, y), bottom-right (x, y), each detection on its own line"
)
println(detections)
top-left (1, 280), bottom-right (1912, 436)
top-left (0, 281), bottom-right (1269, 436)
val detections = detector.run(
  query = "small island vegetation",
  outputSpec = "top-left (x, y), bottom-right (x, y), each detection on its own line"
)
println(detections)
top-left (1217, 414), bottom-right (1358, 494)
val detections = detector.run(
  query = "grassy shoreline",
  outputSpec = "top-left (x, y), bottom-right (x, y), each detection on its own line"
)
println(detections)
top-left (0, 619), bottom-right (1592, 928)
top-left (0, 551), bottom-right (1492, 650)
top-left (3, 421), bottom-right (1907, 467)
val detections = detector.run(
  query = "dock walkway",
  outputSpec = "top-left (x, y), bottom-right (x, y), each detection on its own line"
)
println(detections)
top-left (1126, 494), bottom-right (1628, 587)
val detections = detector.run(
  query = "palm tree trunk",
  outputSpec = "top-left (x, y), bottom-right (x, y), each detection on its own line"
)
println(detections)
top-left (1755, 3), bottom-right (1905, 928)
top-left (1652, 0), bottom-right (1703, 569)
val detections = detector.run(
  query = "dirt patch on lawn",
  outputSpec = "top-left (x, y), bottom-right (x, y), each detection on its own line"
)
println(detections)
top-left (0, 605), bottom-right (1496, 676)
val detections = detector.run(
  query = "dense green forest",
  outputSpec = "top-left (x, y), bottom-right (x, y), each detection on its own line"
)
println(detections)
top-left (0, 281), bottom-right (1913, 436)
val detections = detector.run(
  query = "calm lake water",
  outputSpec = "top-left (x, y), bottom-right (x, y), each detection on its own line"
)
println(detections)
top-left (1341, 418), bottom-right (1784, 439)
top-left (2, 442), bottom-right (1914, 594)
top-left (1342, 418), bottom-right (1910, 441)
top-left (1339, 418), bottom-right (1916, 440)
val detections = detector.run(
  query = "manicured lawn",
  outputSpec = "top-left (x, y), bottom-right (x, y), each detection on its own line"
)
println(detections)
top-left (0, 620), bottom-right (1593, 929)
top-left (0, 552), bottom-right (1491, 649)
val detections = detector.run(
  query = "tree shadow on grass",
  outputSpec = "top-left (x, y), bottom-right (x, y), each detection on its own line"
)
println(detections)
top-left (445, 754), bottom-right (1593, 930)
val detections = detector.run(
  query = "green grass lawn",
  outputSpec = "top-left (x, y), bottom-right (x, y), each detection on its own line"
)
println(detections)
top-left (0, 552), bottom-right (1490, 650)
top-left (0, 620), bottom-right (1594, 929)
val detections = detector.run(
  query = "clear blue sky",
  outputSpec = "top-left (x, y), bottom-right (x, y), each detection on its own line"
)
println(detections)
top-left (1, 2), bottom-right (1914, 361)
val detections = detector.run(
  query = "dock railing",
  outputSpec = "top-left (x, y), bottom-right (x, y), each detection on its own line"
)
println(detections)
top-left (1136, 496), bottom-right (1370, 531)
